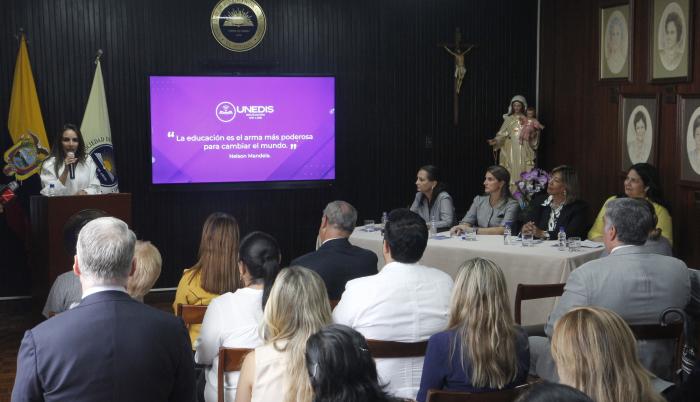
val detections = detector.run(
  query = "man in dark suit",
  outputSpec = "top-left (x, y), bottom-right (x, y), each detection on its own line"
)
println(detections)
top-left (291, 200), bottom-right (377, 300)
top-left (12, 217), bottom-right (195, 402)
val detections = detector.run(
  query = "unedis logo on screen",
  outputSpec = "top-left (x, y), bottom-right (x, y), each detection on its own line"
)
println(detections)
top-left (216, 101), bottom-right (274, 122)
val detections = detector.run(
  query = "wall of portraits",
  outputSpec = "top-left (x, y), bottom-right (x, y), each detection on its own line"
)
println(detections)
top-left (540, 0), bottom-right (700, 267)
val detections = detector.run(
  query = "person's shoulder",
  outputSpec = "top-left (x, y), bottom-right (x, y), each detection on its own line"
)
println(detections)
top-left (344, 272), bottom-right (379, 290)
top-left (420, 265), bottom-right (454, 282)
top-left (436, 191), bottom-right (453, 201)
top-left (290, 250), bottom-right (317, 266)
top-left (428, 329), bottom-right (454, 344)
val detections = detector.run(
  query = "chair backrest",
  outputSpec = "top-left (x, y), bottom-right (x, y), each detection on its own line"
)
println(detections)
top-left (217, 347), bottom-right (252, 402)
top-left (426, 383), bottom-right (533, 402)
top-left (629, 321), bottom-right (684, 373)
top-left (365, 339), bottom-right (428, 358)
top-left (175, 303), bottom-right (208, 328)
top-left (513, 283), bottom-right (565, 325)
top-left (329, 299), bottom-right (340, 309)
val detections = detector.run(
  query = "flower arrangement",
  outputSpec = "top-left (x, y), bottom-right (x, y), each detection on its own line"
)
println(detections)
top-left (513, 168), bottom-right (549, 210)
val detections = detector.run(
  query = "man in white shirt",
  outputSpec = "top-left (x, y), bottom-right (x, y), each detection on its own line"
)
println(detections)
top-left (529, 198), bottom-right (690, 382)
top-left (12, 217), bottom-right (195, 402)
top-left (333, 208), bottom-right (453, 400)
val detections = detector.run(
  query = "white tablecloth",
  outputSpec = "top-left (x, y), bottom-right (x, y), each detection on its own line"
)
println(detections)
top-left (349, 228), bottom-right (605, 325)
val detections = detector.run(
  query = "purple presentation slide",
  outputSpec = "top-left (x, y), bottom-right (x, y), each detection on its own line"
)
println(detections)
top-left (150, 76), bottom-right (335, 184)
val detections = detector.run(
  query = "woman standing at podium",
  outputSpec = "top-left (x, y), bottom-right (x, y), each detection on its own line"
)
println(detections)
top-left (40, 124), bottom-right (100, 196)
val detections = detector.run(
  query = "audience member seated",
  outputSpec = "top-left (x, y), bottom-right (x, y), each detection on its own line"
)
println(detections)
top-left (305, 324), bottom-right (408, 402)
top-left (195, 231), bottom-right (282, 402)
top-left (515, 383), bottom-right (593, 402)
top-left (588, 163), bottom-right (672, 245)
top-left (333, 209), bottom-right (453, 399)
top-left (43, 208), bottom-right (108, 318)
top-left (530, 198), bottom-right (690, 382)
top-left (450, 165), bottom-right (519, 236)
top-left (416, 258), bottom-right (529, 402)
top-left (127, 240), bottom-right (162, 302)
top-left (235, 267), bottom-right (332, 402)
top-left (521, 165), bottom-right (589, 239)
top-left (173, 212), bottom-right (241, 345)
top-left (12, 217), bottom-right (195, 401)
top-left (599, 199), bottom-right (673, 257)
top-left (409, 165), bottom-right (455, 231)
top-left (291, 200), bottom-right (378, 300)
top-left (552, 306), bottom-right (668, 402)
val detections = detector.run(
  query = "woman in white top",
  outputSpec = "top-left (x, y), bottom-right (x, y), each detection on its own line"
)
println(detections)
top-left (40, 124), bottom-right (100, 196)
top-left (235, 267), bottom-right (332, 402)
top-left (195, 231), bottom-right (282, 402)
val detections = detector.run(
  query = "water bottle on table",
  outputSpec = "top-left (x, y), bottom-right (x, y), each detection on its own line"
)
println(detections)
top-left (558, 226), bottom-right (567, 251)
top-left (48, 184), bottom-right (55, 197)
top-left (381, 211), bottom-right (388, 227)
top-left (429, 219), bottom-right (437, 237)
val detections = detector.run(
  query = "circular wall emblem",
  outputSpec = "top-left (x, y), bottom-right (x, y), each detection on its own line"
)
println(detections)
top-left (211, 0), bottom-right (266, 52)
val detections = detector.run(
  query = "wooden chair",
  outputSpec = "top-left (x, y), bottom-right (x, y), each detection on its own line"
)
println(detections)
top-left (513, 283), bottom-right (565, 325)
top-left (217, 347), bottom-right (252, 402)
top-left (365, 339), bottom-right (428, 358)
top-left (629, 321), bottom-right (684, 373)
top-left (175, 304), bottom-right (208, 328)
top-left (426, 383), bottom-right (534, 402)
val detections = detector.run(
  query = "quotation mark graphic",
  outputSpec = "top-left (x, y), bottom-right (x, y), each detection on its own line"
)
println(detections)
top-left (167, 131), bottom-right (175, 138)
top-left (290, 143), bottom-right (297, 150)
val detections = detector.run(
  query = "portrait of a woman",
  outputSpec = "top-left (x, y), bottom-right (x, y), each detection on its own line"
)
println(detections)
top-left (688, 114), bottom-right (700, 175)
top-left (658, 8), bottom-right (684, 71)
top-left (627, 108), bottom-right (652, 164)
top-left (604, 11), bottom-right (628, 74)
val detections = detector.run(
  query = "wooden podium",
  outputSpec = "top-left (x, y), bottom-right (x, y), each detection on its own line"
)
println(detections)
top-left (30, 193), bottom-right (132, 312)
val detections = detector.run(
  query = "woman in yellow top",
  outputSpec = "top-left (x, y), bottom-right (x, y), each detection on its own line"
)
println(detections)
top-left (173, 212), bottom-right (241, 345)
top-left (588, 163), bottom-right (672, 245)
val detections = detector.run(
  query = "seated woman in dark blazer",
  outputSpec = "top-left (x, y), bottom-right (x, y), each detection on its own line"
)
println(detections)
top-left (522, 165), bottom-right (588, 239)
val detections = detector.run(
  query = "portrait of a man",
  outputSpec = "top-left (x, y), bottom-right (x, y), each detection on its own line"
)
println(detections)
top-left (627, 106), bottom-right (653, 164)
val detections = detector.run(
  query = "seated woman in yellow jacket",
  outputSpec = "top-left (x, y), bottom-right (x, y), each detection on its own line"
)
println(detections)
top-left (173, 212), bottom-right (241, 345)
top-left (588, 163), bottom-right (672, 245)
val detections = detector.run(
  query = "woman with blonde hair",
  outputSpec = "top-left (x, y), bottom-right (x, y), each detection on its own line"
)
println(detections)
top-left (173, 212), bottom-right (240, 345)
top-left (235, 266), bottom-right (332, 402)
top-left (127, 240), bottom-right (162, 302)
top-left (551, 306), bottom-right (665, 402)
top-left (416, 258), bottom-right (529, 402)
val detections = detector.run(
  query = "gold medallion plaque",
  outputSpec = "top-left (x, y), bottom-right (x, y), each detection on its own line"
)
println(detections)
top-left (211, 0), bottom-right (267, 52)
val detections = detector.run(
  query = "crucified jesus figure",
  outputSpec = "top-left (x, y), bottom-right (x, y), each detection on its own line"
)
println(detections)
top-left (443, 44), bottom-right (474, 94)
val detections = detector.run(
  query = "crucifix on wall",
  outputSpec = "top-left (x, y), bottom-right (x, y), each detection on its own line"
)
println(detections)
top-left (438, 28), bottom-right (476, 125)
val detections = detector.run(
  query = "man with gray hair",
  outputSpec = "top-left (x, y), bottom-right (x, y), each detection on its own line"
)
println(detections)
top-left (12, 217), bottom-right (195, 402)
top-left (291, 200), bottom-right (377, 299)
top-left (529, 197), bottom-right (690, 383)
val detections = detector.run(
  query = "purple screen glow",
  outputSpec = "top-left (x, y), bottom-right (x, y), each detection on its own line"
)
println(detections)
top-left (150, 76), bottom-right (335, 184)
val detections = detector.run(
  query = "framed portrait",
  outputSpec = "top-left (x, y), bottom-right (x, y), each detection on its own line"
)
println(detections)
top-left (649, 0), bottom-right (693, 82)
top-left (678, 95), bottom-right (700, 184)
top-left (599, 2), bottom-right (632, 81)
top-left (619, 95), bottom-right (659, 172)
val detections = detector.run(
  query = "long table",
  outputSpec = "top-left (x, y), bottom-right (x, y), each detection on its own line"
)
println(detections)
top-left (349, 228), bottom-right (605, 325)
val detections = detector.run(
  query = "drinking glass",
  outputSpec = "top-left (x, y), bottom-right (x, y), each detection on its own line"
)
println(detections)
top-left (522, 232), bottom-right (534, 247)
top-left (464, 227), bottom-right (477, 241)
top-left (363, 219), bottom-right (375, 231)
top-left (568, 237), bottom-right (581, 252)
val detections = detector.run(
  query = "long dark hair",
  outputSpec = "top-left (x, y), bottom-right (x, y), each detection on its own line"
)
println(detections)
top-left (238, 231), bottom-right (281, 309)
top-left (48, 124), bottom-right (87, 177)
top-left (306, 324), bottom-right (398, 402)
top-left (189, 212), bottom-right (240, 294)
top-left (418, 165), bottom-right (448, 209)
top-left (623, 163), bottom-right (666, 208)
top-left (486, 165), bottom-right (513, 201)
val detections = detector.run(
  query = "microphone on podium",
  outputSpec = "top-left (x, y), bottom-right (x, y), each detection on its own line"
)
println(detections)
top-left (67, 152), bottom-right (76, 179)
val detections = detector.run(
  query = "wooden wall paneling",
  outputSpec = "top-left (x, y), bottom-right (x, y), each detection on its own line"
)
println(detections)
top-left (0, 0), bottom-right (538, 295)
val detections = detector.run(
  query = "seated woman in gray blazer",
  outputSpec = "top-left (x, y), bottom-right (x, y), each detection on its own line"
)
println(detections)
top-left (410, 165), bottom-right (455, 231)
top-left (450, 165), bottom-right (520, 235)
